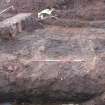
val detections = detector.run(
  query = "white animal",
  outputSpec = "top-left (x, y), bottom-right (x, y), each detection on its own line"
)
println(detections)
top-left (38, 8), bottom-right (55, 20)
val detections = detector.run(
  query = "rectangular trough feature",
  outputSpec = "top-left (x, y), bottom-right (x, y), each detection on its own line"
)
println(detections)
top-left (0, 13), bottom-right (35, 39)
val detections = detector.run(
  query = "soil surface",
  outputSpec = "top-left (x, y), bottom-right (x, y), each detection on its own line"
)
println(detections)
top-left (0, 0), bottom-right (105, 105)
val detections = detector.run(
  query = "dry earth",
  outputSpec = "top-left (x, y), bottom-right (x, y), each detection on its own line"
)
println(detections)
top-left (0, 26), bottom-right (105, 105)
top-left (0, 0), bottom-right (105, 105)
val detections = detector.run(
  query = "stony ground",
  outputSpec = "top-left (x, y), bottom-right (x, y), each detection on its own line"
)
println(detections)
top-left (0, 25), bottom-right (105, 105)
top-left (0, 0), bottom-right (105, 105)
